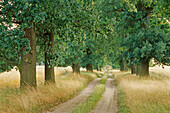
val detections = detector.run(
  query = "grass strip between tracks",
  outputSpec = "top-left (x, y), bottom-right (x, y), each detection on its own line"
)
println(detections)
top-left (71, 76), bottom-right (107, 113)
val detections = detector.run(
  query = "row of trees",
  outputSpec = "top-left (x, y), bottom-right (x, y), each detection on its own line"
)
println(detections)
top-left (101, 0), bottom-right (169, 75)
top-left (0, 0), bottom-right (169, 87)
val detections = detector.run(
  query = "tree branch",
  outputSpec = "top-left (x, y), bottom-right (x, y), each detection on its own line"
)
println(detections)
top-left (0, 57), bottom-right (18, 66)
top-left (0, 49), bottom-right (9, 60)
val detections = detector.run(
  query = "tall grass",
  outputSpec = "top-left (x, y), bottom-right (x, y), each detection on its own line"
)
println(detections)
top-left (115, 66), bottom-right (170, 113)
top-left (0, 67), bottom-right (96, 113)
top-left (0, 66), bottom-right (66, 88)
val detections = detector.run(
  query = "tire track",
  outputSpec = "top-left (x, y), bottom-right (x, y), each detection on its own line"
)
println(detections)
top-left (45, 78), bottom-right (101, 113)
top-left (90, 78), bottom-right (118, 113)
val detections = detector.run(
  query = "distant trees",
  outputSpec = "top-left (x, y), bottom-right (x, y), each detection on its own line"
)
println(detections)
top-left (0, 0), bottom-right (169, 89)
top-left (101, 0), bottom-right (170, 76)
top-left (56, 0), bottom-right (105, 74)
top-left (36, 0), bottom-right (64, 83)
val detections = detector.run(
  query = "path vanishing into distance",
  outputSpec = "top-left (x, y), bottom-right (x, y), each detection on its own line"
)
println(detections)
top-left (90, 78), bottom-right (118, 113)
top-left (45, 77), bottom-right (118, 113)
top-left (46, 78), bottom-right (101, 113)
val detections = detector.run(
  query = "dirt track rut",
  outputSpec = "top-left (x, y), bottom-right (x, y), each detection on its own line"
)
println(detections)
top-left (46, 78), bottom-right (101, 113)
top-left (90, 78), bottom-right (118, 113)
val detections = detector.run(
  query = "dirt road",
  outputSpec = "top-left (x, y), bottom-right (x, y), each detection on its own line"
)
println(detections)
top-left (45, 77), bottom-right (118, 113)
top-left (90, 78), bottom-right (118, 113)
top-left (46, 78), bottom-right (101, 113)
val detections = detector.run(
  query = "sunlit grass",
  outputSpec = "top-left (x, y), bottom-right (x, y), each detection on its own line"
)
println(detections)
top-left (0, 66), bottom-right (96, 113)
top-left (115, 66), bottom-right (170, 113)
top-left (0, 66), bottom-right (68, 88)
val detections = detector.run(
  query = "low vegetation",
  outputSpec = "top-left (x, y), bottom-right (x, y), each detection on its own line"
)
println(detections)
top-left (115, 66), bottom-right (170, 113)
top-left (0, 68), bottom-right (96, 113)
top-left (71, 76), bottom-right (107, 113)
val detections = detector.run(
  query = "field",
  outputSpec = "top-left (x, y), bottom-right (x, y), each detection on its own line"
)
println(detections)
top-left (115, 66), bottom-right (170, 113)
top-left (0, 66), bottom-right (96, 113)
top-left (0, 66), bottom-right (74, 88)
top-left (0, 66), bottom-right (170, 113)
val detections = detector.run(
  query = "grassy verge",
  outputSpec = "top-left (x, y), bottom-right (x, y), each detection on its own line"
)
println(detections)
top-left (99, 76), bottom-right (107, 84)
top-left (117, 87), bottom-right (130, 113)
top-left (71, 77), bottom-right (107, 113)
top-left (0, 71), bottom-right (96, 113)
top-left (114, 68), bottom-right (170, 113)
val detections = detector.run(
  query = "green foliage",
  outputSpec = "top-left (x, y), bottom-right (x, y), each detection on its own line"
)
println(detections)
top-left (0, 23), bottom-right (30, 72)
top-left (102, 0), bottom-right (170, 67)
top-left (0, 0), bottom-right (46, 72)
top-left (56, 0), bottom-right (107, 68)
top-left (1, 0), bottom-right (169, 73)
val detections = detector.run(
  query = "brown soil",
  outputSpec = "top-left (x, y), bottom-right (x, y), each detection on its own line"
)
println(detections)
top-left (45, 78), bottom-right (101, 113)
top-left (90, 78), bottom-right (118, 113)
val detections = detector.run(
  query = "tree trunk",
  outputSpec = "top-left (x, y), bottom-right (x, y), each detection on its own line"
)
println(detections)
top-left (136, 65), bottom-right (140, 75)
top-left (123, 60), bottom-right (128, 71)
top-left (72, 63), bottom-right (80, 74)
top-left (131, 64), bottom-right (136, 74)
top-left (138, 59), bottom-right (149, 76)
top-left (99, 67), bottom-right (102, 71)
top-left (120, 58), bottom-right (128, 71)
top-left (97, 66), bottom-right (100, 71)
top-left (20, 27), bottom-right (36, 88)
top-left (120, 59), bottom-right (124, 71)
top-left (45, 60), bottom-right (55, 83)
top-left (86, 48), bottom-right (93, 72)
top-left (135, 1), bottom-right (151, 77)
top-left (130, 58), bottom-right (136, 74)
top-left (44, 33), bottom-right (55, 83)
top-left (86, 63), bottom-right (93, 72)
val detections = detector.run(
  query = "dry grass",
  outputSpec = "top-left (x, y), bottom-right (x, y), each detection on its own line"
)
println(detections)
top-left (0, 66), bottom-right (68, 88)
top-left (115, 66), bottom-right (170, 113)
top-left (0, 66), bottom-right (96, 113)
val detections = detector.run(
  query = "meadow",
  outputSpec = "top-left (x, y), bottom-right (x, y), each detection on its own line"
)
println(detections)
top-left (115, 66), bottom-right (170, 113)
top-left (0, 66), bottom-right (170, 113)
top-left (0, 66), bottom-right (96, 113)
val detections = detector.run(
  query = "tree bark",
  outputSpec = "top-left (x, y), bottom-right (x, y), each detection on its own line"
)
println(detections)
top-left (45, 59), bottom-right (55, 83)
top-left (86, 48), bottom-right (93, 72)
top-left (72, 63), bottom-right (80, 74)
top-left (131, 64), bottom-right (136, 74)
top-left (120, 59), bottom-right (124, 71)
top-left (44, 33), bottom-right (55, 83)
top-left (99, 67), bottom-right (102, 71)
top-left (123, 59), bottom-right (128, 71)
top-left (120, 58), bottom-right (128, 71)
top-left (45, 33), bottom-right (55, 83)
top-left (86, 63), bottom-right (93, 72)
top-left (136, 65), bottom-right (140, 75)
top-left (97, 66), bottom-right (100, 71)
top-left (130, 58), bottom-right (136, 74)
top-left (138, 59), bottom-right (149, 76)
top-left (20, 27), bottom-right (36, 88)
